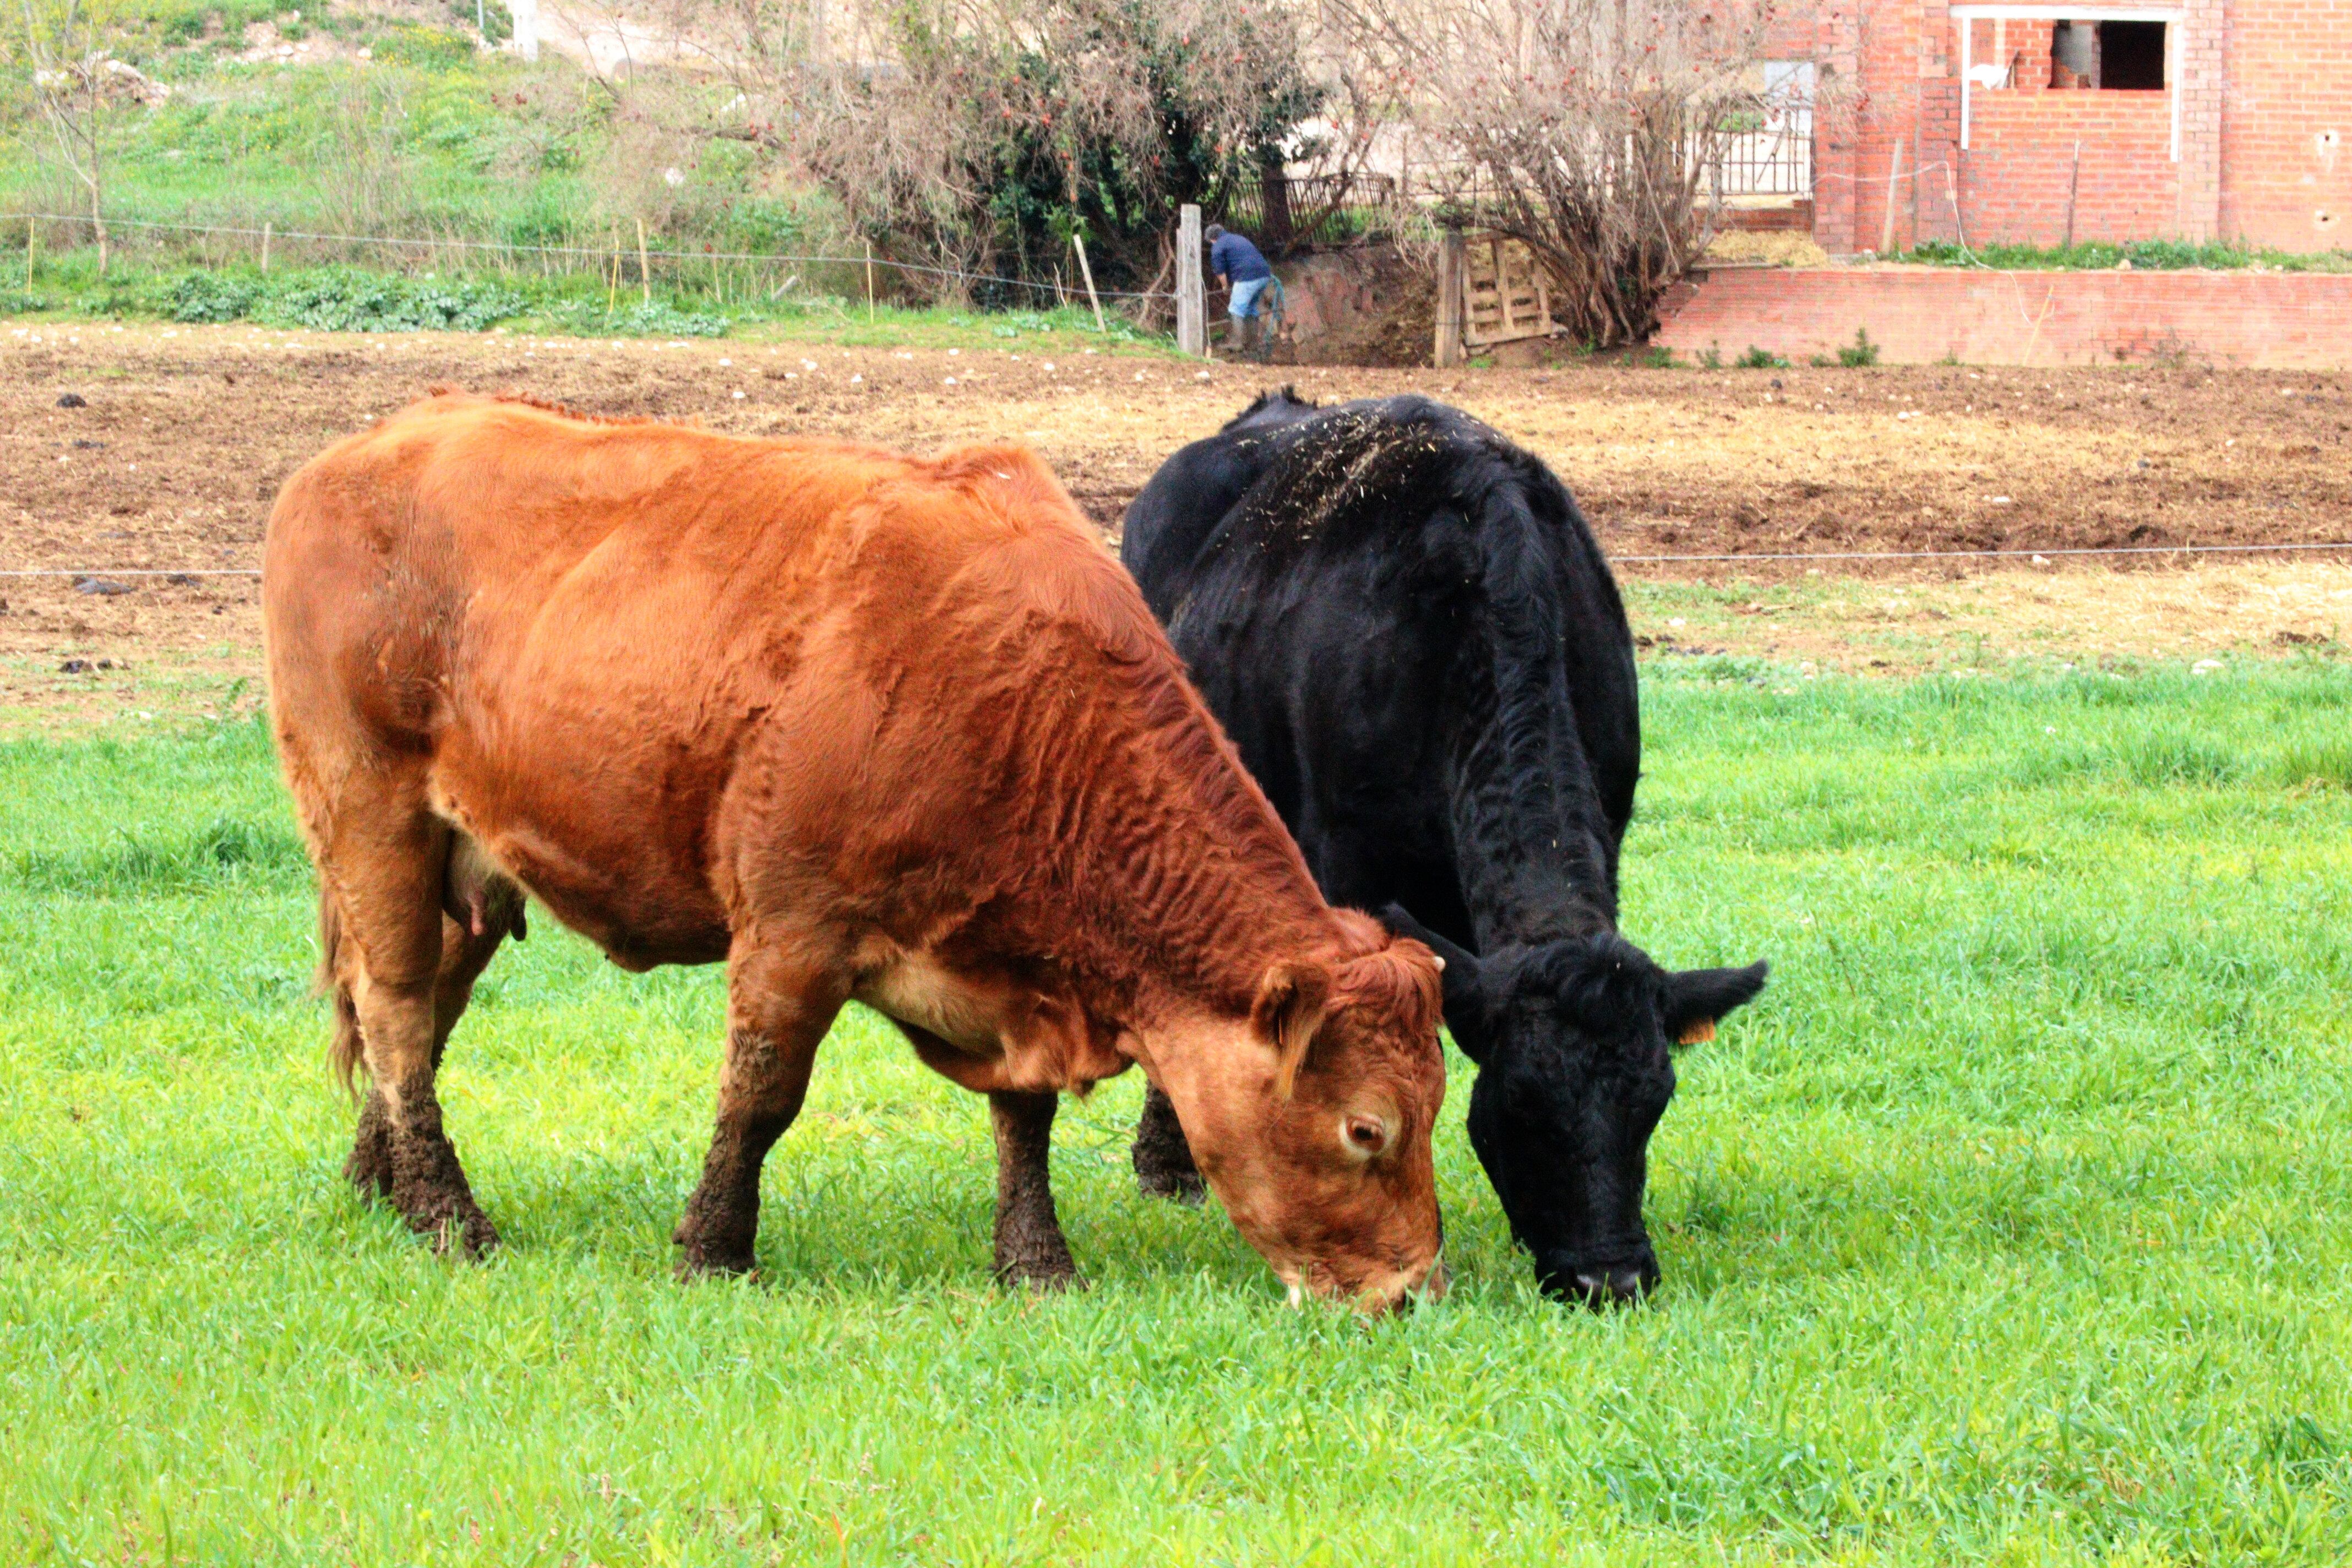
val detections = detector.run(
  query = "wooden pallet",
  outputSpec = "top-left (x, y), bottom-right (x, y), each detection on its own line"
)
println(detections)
top-left (1461, 233), bottom-right (1565, 348)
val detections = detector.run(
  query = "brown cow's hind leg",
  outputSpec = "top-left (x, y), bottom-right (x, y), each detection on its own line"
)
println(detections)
top-left (1131, 1084), bottom-right (1206, 1205)
top-left (674, 939), bottom-right (840, 1278)
top-left (323, 801), bottom-right (499, 1256)
top-left (991, 1090), bottom-right (1080, 1290)
top-left (335, 836), bottom-right (515, 1219)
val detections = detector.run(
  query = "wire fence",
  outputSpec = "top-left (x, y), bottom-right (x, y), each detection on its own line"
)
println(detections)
top-left (13, 540), bottom-right (2352, 581)
top-left (7, 211), bottom-right (1178, 307)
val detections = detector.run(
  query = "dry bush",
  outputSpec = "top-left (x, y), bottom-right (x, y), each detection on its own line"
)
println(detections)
top-left (562, 0), bottom-right (1318, 302)
top-left (1328, 0), bottom-right (1778, 345)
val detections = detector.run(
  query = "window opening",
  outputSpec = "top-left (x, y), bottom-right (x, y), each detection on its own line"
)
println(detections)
top-left (2095, 20), bottom-right (2166, 88)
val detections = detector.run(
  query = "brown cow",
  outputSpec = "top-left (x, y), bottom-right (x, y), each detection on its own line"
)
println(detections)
top-left (263, 391), bottom-right (1447, 1309)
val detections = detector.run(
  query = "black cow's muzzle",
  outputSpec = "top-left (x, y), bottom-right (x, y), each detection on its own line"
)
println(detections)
top-left (1537, 1248), bottom-right (1660, 1309)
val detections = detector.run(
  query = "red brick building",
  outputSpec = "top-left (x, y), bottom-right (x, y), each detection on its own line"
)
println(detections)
top-left (1772, 2), bottom-right (2352, 254)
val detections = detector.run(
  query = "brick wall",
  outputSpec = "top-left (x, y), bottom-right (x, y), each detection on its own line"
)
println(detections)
top-left (1959, 92), bottom-right (2180, 245)
top-left (2218, 0), bottom-right (2352, 249)
top-left (1785, 1), bottom-right (2352, 257)
top-left (1653, 265), bottom-right (2352, 368)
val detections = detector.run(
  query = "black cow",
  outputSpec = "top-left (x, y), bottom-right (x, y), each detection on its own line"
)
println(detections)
top-left (1121, 389), bottom-right (1767, 1305)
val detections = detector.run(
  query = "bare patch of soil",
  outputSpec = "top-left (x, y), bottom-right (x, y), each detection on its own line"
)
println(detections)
top-left (4, 319), bottom-right (2348, 726)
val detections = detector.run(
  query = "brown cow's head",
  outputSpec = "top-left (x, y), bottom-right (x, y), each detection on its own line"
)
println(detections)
top-left (1157, 921), bottom-right (1449, 1313)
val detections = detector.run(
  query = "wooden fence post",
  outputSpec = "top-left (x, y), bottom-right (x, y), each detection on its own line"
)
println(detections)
top-left (261, 221), bottom-right (272, 274)
top-left (1434, 227), bottom-right (1466, 367)
top-left (635, 217), bottom-right (651, 307)
top-left (1177, 205), bottom-right (1206, 357)
top-left (1071, 230), bottom-right (1107, 333)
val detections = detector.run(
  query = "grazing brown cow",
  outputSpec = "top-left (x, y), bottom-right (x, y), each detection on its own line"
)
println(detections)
top-left (264, 391), bottom-right (1447, 1309)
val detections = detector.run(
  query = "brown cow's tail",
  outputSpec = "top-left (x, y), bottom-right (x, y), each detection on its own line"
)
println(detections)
top-left (315, 888), bottom-right (367, 1098)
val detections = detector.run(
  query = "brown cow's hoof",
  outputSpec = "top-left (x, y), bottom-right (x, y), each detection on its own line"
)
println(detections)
top-left (992, 1204), bottom-right (1082, 1291)
top-left (672, 1204), bottom-right (758, 1280)
top-left (390, 1133), bottom-right (497, 1257)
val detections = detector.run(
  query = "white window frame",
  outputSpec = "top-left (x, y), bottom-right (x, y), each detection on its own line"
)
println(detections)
top-left (1950, 5), bottom-right (2182, 161)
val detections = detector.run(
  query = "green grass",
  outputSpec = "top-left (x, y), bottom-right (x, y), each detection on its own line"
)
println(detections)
top-left (5, 662), bottom-right (2352, 1564)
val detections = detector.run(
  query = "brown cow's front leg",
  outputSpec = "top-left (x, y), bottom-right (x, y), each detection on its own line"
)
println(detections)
top-left (990, 1090), bottom-right (1080, 1290)
top-left (675, 940), bottom-right (840, 1278)
top-left (1131, 1083), bottom-right (1206, 1205)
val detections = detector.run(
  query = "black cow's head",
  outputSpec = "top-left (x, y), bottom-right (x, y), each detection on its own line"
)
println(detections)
top-left (1221, 385), bottom-right (1322, 433)
top-left (1384, 906), bottom-right (1766, 1308)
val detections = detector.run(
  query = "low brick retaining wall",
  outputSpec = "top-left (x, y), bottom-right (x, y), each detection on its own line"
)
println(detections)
top-left (1654, 265), bottom-right (2352, 368)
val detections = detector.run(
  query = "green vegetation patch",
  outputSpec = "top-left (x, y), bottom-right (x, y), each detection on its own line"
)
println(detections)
top-left (4, 663), bottom-right (2351, 1562)
top-left (1901, 237), bottom-right (2352, 273)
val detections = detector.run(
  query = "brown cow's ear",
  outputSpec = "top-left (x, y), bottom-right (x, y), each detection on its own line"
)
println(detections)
top-left (1252, 961), bottom-right (1335, 1100)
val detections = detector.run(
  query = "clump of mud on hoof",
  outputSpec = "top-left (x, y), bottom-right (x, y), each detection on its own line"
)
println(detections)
top-left (390, 1134), bottom-right (498, 1257)
top-left (1001, 1241), bottom-right (1091, 1297)
top-left (671, 1200), bottom-right (760, 1281)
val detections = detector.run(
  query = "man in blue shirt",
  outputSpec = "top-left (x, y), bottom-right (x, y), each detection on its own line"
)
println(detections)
top-left (1205, 223), bottom-right (1275, 361)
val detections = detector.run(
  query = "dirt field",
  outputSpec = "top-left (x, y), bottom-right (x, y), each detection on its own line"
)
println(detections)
top-left (6, 319), bottom-right (2349, 727)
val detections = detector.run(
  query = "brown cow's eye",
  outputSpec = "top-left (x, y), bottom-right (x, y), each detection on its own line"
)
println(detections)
top-left (1343, 1114), bottom-right (1388, 1155)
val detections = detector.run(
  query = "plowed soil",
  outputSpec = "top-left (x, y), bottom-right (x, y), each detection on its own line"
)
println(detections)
top-left (5, 319), bottom-right (2349, 725)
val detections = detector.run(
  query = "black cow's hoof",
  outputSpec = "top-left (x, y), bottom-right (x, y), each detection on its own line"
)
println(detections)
top-left (1135, 1166), bottom-right (1207, 1206)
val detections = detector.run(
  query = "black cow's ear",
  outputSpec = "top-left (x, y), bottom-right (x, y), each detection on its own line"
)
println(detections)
top-left (1379, 904), bottom-right (1495, 1065)
top-left (1662, 961), bottom-right (1769, 1049)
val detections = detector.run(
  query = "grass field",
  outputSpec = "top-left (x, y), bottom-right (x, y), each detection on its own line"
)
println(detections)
top-left (5, 658), bottom-right (2352, 1565)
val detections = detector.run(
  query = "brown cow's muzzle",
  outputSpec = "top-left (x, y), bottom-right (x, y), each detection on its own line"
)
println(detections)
top-left (1284, 1251), bottom-right (1447, 1316)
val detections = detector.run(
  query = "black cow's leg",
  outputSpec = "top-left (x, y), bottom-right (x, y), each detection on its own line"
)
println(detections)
top-left (1131, 1084), bottom-right (1206, 1205)
top-left (990, 1090), bottom-right (1080, 1289)
top-left (675, 936), bottom-right (841, 1278)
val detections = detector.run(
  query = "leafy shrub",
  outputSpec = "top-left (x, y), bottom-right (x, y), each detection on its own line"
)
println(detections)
top-left (168, 271), bottom-right (263, 323)
top-left (0, 289), bottom-right (52, 314)
top-left (161, 268), bottom-right (527, 331)
top-left (260, 269), bottom-right (527, 331)
top-left (1837, 328), bottom-right (1879, 367)
top-left (546, 298), bottom-right (729, 337)
top-left (1736, 345), bottom-right (1788, 369)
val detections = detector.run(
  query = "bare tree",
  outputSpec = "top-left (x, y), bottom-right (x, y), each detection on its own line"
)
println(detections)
top-left (17, 0), bottom-right (126, 275)
top-left (1327, 0), bottom-right (1776, 345)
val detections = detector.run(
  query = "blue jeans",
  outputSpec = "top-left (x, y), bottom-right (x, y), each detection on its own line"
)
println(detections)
top-left (1228, 275), bottom-right (1273, 319)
